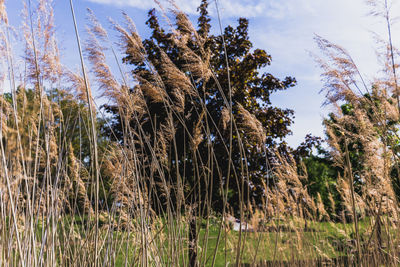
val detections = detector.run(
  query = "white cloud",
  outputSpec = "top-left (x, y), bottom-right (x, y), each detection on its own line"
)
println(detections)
top-left (84, 0), bottom-right (297, 18)
top-left (84, 0), bottom-right (158, 10)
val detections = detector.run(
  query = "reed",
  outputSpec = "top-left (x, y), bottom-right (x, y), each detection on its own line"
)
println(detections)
top-left (0, 0), bottom-right (399, 266)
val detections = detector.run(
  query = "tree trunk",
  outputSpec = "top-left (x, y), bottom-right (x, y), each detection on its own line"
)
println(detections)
top-left (189, 214), bottom-right (198, 267)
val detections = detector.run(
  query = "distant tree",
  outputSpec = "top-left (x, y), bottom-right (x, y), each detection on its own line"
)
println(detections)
top-left (48, 88), bottom-right (111, 210)
top-left (293, 134), bottom-right (340, 218)
top-left (1, 87), bottom-right (100, 213)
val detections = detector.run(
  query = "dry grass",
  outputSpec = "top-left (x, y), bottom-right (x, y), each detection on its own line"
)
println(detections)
top-left (0, 0), bottom-right (399, 266)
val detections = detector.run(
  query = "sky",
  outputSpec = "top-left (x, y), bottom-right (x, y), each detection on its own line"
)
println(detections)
top-left (3, 0), bottom-right (400, 147)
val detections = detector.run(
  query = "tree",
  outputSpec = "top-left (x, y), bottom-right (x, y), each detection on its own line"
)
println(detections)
top-left (293, 134), bottom-right (340, 219)
top-left (103, 1), bottom-right (297, 265)
top-left (1, 87), bottom-right (97, 213)
top-left (105, 0), bottom-right (296, 212)
top-left (318, 84), bottom-right (400, 221)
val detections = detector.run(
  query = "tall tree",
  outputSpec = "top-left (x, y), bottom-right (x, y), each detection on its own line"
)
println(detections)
top-left (105, 0), bottom-right (296, 213)
top-left (104, 1), bottom-right (297, 265)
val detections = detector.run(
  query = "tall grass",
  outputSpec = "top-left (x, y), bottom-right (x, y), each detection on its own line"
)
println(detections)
top-left (0, 0), bottom-right (399, 266)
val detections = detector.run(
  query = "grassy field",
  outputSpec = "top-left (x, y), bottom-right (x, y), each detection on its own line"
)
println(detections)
top-left (87, 216), bottom-right (389, 266)
top-left (6, 215), bottom-right (393, 266)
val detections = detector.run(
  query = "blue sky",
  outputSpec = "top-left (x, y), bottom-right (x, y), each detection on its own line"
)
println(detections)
top-left (4, 0), bottom-right (400, 147)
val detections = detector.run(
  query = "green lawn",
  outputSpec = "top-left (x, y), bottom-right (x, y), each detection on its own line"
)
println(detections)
top-left (53, 215), bottom-right (393, 266)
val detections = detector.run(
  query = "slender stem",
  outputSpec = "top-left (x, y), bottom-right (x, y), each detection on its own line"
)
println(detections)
top-left (211, 0), bottom-right (234, 266)
top-left (68, 1), bottom-right (100, 265)
top-left (384, 0), bottom-right (400, 115)
top-left (344, 136), bottom-right (362, 266)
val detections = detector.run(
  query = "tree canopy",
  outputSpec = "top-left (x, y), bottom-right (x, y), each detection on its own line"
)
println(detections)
top-left (103, 0), bottom-right (297, 215)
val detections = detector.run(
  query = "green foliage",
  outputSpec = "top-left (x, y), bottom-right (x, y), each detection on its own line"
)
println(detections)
top-left (324, 104), bottom-right (365, 189)
top-left (2, 87), bottom-right (111, 211)
top-left (48, 88), bottom-right (92, 164)
top-left (303, 154), bottom-right (340, 215)
top-left (293, 135), bottom-right (340, 218)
